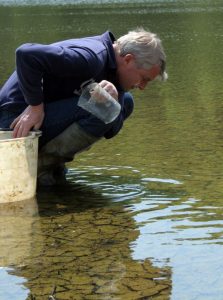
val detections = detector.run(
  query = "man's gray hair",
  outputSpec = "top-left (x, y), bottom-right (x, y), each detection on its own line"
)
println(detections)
top-left (115, 28), bottom-right (167, 81)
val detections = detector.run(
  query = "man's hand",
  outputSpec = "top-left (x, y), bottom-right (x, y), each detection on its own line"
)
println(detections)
top-left (10, 103), bottom-right (45, 138)
top-left (99, 80), bottom-right (118, 100)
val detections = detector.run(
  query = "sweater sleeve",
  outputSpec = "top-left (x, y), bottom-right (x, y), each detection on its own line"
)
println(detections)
top-left (16, 43), bottom-right (100, 105)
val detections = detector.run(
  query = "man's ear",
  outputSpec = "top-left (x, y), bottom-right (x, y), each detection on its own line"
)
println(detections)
top-left (123, 53), bottom-right (135, 65)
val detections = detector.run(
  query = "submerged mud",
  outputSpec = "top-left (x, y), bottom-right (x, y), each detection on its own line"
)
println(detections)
top-left (6, 196), bottom-right (171, 299)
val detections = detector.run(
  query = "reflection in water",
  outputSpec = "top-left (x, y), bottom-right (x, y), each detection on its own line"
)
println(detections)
top-left (0, 198), bottom-right (38, 299)
top-left (1, 169), bottom-right (171, 299)
top-left (0, 163), bottom-right (223, 299)
top-left (131, 190), bottom-right (223, 300)
top-left (0, 198), bottom-right (38, 267)
top-left (0, 0), bottom-right (223, 299)
top-left (0, 268), bottom-right (29, 300)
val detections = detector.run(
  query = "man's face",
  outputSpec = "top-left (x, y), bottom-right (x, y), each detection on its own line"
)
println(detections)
top-left (116, 54), bottom-right (161, 91)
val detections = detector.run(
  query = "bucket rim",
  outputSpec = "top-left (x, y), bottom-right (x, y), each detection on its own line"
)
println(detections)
top-left (0, 129), bottom-right (41, 142)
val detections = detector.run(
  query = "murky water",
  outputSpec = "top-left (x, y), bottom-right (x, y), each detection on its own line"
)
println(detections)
top-left (1, 0), bottom-right (223, 299)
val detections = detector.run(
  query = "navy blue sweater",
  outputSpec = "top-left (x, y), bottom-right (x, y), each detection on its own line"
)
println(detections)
top-left (0, 31), bottom-right (134, 139)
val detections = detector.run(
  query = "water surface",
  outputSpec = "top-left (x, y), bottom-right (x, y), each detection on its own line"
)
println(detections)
top-left (0, 1), bottom-right (223, 299)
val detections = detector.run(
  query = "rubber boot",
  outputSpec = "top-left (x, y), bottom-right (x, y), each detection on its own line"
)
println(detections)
top-left (38, 122), bottom-right (100, 186)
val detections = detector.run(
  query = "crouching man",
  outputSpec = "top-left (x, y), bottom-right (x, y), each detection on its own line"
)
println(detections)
top-left (0, 28), bottom-right (167, 185)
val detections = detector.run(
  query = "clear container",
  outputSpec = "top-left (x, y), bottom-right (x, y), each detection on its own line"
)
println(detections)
top-left (78, 82), bottom-right (121, 124)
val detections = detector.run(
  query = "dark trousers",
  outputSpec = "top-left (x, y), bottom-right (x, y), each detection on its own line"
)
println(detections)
top-left (0, 96), bottom-right (85, 148)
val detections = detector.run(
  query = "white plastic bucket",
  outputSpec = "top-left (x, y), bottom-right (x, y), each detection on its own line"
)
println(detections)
top-left (0, 130), bottom-right (41, 203)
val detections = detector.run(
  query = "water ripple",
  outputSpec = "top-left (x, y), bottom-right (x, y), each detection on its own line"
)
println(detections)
top-left (141, 177), bottom-right (182, 184)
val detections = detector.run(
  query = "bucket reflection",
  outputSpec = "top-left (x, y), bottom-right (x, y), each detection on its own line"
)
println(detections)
top-left (0, 197), bottom-right (39, 299)
top-left (0, 197), bottom-right (39, 266)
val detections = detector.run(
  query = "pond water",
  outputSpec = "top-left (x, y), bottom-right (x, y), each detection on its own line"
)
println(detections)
top-left (0, 0), bottom-right (223, 299)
